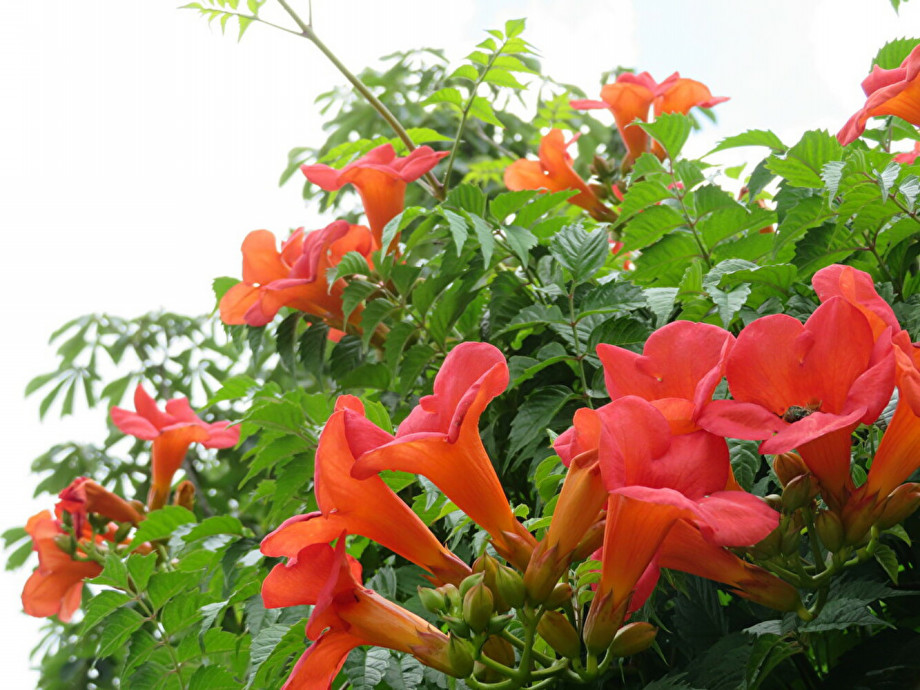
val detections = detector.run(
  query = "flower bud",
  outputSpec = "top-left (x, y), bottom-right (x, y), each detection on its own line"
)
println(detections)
top-left (782, 474), bottom-right (818, 512)
top-left (773, 453), bottom-right (809, 487)
top-left (487, 613), bottom-right (514, 635)
top-left (418, 586), bottom-right (447, 614)
top-left (537, 610), bottom-right (581, 658)
top-left (764, 494), bottom-right (783, 511)
top-left (113, 521), bottom-right (132, 544)
top-left (494, 564), bottom-right (525, 609)
top-left (814, 510), bottom-right (844, 552)
top-left (447, 634), bottom-right (474, 678)
top-left (877, 483), bottom-right (920, 530)
top-left (780, 523), bottom-right (801, 556)
top-left (523, 542), bottom-right (561, 604)
top-left (583, 591), bottom-right (628, 655)
top-left (440, 584), bottom-right (462, 613)
top-left (610, 622), bottom-right (657, 657)
top-left (172, 480), bottom-right (195, 511)
top-left (476, 553), bottom-right (509, 612)
top-left (545, 582), bottom-right (574, 610)
top-left (444, 616), bottom-right (471, 638)
top-left (53, 534), bottom-right (76, 556)
top-left (591, 155), bottom-right (612, 177)
top-left (458, 572), bottom-right (484, 600)
top-left (750, 526), bottom-right (782, 559)
top-left (462, 582), bottom-right (494, 634)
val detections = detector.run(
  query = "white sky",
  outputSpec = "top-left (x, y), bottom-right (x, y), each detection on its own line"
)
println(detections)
top-left (1, 0), bottom-right (918, 684)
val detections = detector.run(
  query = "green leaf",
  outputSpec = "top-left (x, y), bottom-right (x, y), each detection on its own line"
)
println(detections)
top-left (422, 87), bottom-right (464, 109)
top-left (766, 130), bottom-right (843, 188)
top-left (508, 385), bottom-right (574, 457)
top-left (707, 129), bottom-right (785, 155)
top-left (340, 281), bottom-right (376, 325)
top-left (822, 160), bottom-right (846, 201)
top-left (589, 317), bottom-right (652, 351)
top-left (482, 68), bottom-right (526, 89)
top-left (639, 113), bottom-right (692, 159)
top-left (491, 190), bottom-right (538, 222)
top-left (344, 647), bottom-right (390, 690)
top-left (877, 160), bottom-right (901, 199)
top-left (504, 225), bottom-right (539, 263)
top-left (330, 251), bottom-right (371, 282)
top-left (96, 607), bottom-right (146, 658)
top-left (81, 590), bottom-right (134, 633)
top-left (446, 183), bottom-right (486, 216)
top-left (469, 96), bottom-right (504, 127)
top-left (549, 224), bottom-right (609, 284)
top-left (621, 205), bottom-right (685, 251)
top-left (184, 515), bottom-right (245, 542)
top-left (874, 543), bottom-right (900, 584)
top-left (360, 298), bottom-right (396, 348)
top-left (148, 570), bottom-right (196, 610)
top-left (872, 37), bottom-right (920, 69)
top-left (190, 666), bottom-right (239, 690)
top-left (801, 597), bottom-right (893, 632)
top-left (514, 190), bottom-right (578, 227)
top-left (380, 206), bottom-right (427, 253)
top-left (275, 312), bottom-right (300, 374)
top-left (126, 552), bottom-right (158, 591)
top-left (728, 439), bottom-right (761, 492)
top-left (469, 214), bottom-right (495, 266)
top-left (504, 17), bottom-right (526, 37)
top-left (618, 180), bottom-right (673, 218)
top-left (90, 552), bottom-right (130, 589)
top-left (441, 208), bottom-right (469, 255)
top-left (448, 64), bottom-right (479, 82)
top-left (128, 506), bottom-right (197, 550)
top-left (644, 287), bottom-right (679, 325)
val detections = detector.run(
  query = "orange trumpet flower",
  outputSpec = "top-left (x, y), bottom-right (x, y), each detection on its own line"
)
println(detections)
top-left (110, 385), bottom-right (239, 510)
top-left (261, 396), bottom-right (471, 586)
top-left (351, 342), bottom-right (536, 569)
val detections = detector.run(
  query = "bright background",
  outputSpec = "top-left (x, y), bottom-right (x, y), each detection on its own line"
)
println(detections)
top-left (2, 0), bottom-right (918, 684)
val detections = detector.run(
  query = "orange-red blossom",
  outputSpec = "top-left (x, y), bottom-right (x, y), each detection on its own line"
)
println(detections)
top-left (110, 385), bottom-right (239, 510)
top-left (301, 143), bottom-right (448, 250)
top-left (504, 129), bottom-right (617, 221)
top-left (572, 71), bottom-right (728, 167)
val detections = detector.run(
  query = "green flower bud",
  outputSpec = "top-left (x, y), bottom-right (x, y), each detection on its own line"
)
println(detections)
top-left (782, 473), bottom-right (818, 512)
top-left (418, 586), bottom-right (447, 614)
top-left (458, 572), bottom-right (484, 600)
top-left (494, 563), bottom-right (525, 609)
top-left (537, 610), bottom-right (581, 658)
top-left (462, 582), bottom-right (494, 634)
top-left (447, 634), bottom-right (474, 678)
top-left (814, 510), bottom-right (844, 552)
top-left (610, 622), bottom-right (657, 657)
top-left (545, 582), bottom-right (574, 610)
top-left (440, 584), bottom-right (462, 613)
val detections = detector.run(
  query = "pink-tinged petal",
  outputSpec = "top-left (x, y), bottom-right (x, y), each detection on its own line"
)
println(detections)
top-left (261, 539), bottom-right (345, 608)
top-left (391, 146), bottom-right (449, 182)
top-left (632, 428), bottom-right (729, 500)
top-left (569, 99), bottom-right (610, 110)
top-left (595, 397), bottom-right (675, 492)
top-left (598, 321), bottom-right (734, 416)
top-left (282, 630), bottom-right (364, 690)
top-left (866, 372), bottom-right (920, 498)
top-left (398, 342), bottom-right (509, 441)
top-left (759, 409), bottom-right (864, 454)
top-left (133, 385), bottom-right (173, 430)
top-left (554, 407), bottom-right (601, 467)
top-left (163, 397), bottom-right (199, 424)
top-left (300, 163), bottom-right (348, 191)
top-left (812, 265), bottom-right (900, 340)
top-left (698, 399), bottom-right (786, 440)
top-left (654, 78), bottom-right (728, 115)
top-left (201, 421), bottom-right (240, 449)
top-left (628, 556), bottom-right (662, 613)
top-left (109, 407), bottom-right (160, 440)
top-left (693, 491), bottom-right (780, 546)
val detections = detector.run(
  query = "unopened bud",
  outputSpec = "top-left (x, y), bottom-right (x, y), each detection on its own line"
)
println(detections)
top-left (773, 453), bottom-right (809, 487)
top-left (877, 483), bottom-right (920, 530)
top-left (444, 616), bottom-right (471, 638)
top-left (814, 510), bottom-right (844, 552)
top-left (764, 494), bottom-right (783, 511)
top-left (589, 183), bottom-right (610, 200)
top-left (494, 564), bottom-right (525, 609)
top-left (172, 480), bottom-right (195, 511)
top-left (583, 592), bottom-right (628, 655)
top-left (610, 622), bottom-right (657, 657)
top-left (481, 636), bottom-right (516, 667)
top-left (458, 572), bottom-right (484, 600)
top-left (418, 586), bottom-right (447, 614)
top-left (440, 584), bottom-right (462, 613)
top-left (462, 582), bottom-right (494, 634)
top-left (751, 526), bottom-right (783, 559)
top-left (475, 553), bottom-right (508, 612)
top-left (53, 534), bottom-right (76, 556)
top-left (113, 521), bottom-right (132, 544)
top-left (487, 613), bottom-right (514, 634)
top-left (447, 635), bottom-right (474, 677)
top-left (782, 474), bottom-right (818, 512)
top-left (537, 610), bottom-right (581, 658)
top-left (523, 542), bottom-right (560, 604)
top-left (780, 523), bottom-right (801, 556)
top-left (591, 154), bottom-right (612, 177)
top-left (545, 582), bottom-right (574, 610)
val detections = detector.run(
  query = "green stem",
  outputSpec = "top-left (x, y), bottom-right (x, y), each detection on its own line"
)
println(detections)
top-left (668, 164), bottom-right (711, 269)
top-left (275, 0), bottom-right (445, 200)
top-left (441, 40), bottom-right (507, 188)
top-left (568, 289), bottom-right (593, 408)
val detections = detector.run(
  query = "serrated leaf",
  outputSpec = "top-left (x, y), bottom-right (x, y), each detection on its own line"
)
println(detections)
top-left (449, 64), bottom-right (479, 82)
top-left (340, 281), bottom-right (376, 325)
top-left (190, 666), bottom-right (239, 690)
top-left (90, 552), bottom-right (130, 589)
top-left (491, 190), bottom-right (538, 222)
top-left (508, 385), bottom-right (574, 457)
top-left (128, 506), bottom-right (197, 550)
top-left (549, 224), bottom-right (609, 283)
top-left (621, 205), bottom-right (685, 251)
top-left (644, 287), bottom-right (680, 325)
top-left (822, 160), bottom-right (846, 201)
top-left (874, 543), bottom-right (900, 584)
top-left (275, 312), bottom-right (300, 374)
top-left (446, 183), bottom-right (486, 216)
top-left (872, 37), bottom-right (920, 69)
top-left (482, 68), bottom-right (526, 89)
top-left (469, 96), bottom-right (504, 127)
top-left (331, 250), bottom-right (371, 282)
top-left (766, 130), bottom-right (843, 188)
top-left (728, 439), bottom-right (761, 492)
top-left (708, 129), bottom-right (785, 155)
top-left (503, 225), bottom-right (539, 264)
top-left (344, 647), bottom-right (390, 690)
top-left (422, 87), bottom-right (464, 109)
top-left (97, 607), bottom-right (146, 658)
top-left (81, 590), bottom-right (134, 633)
top-left (441, 208), bottom-right (469, 255)
top-left (801, 597), bottom-right (893, 632)
top-left (639, 113), bottom-right (692, 159)
top-left (126, 552), bottom-right (158, 591)
top-left (184, 515), bottom-right (244, 542)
